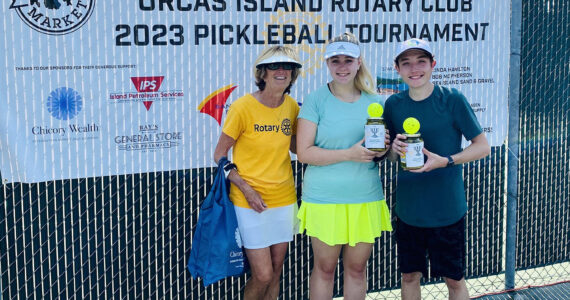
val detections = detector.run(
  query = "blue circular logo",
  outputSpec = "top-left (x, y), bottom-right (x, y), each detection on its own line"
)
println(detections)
top-left (47, 87), bottom-right (83, 120)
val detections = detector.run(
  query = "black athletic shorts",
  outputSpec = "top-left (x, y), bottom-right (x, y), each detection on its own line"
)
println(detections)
top-left (395, 216), bottom-right (466, 281)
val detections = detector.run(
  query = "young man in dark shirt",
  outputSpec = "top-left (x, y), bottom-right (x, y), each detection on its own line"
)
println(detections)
top-left (384, 38), bottom-right (491, 300)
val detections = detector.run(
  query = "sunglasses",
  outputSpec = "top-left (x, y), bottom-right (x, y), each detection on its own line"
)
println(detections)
top-left (265, 63), bottom-right (295, 70)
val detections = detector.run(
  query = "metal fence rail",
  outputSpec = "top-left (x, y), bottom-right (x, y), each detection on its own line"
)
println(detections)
top-left (1, 0), bottom-right (568, 299)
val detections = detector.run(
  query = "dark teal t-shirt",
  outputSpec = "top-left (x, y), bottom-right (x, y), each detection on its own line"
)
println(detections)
top-left (384, 86), bottom-right (482, 227)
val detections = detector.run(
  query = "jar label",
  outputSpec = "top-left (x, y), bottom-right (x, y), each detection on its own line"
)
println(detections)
top-left (365, 124), bottom-right (385, 149)
top-left (405, 142), bottom-right (424, 168)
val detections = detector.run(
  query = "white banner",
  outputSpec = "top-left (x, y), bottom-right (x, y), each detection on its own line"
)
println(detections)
top-left (0, 0), bottom-right (509, 183)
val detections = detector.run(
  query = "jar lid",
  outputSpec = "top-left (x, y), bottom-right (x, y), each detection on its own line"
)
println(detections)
top-left (404, 133), bottom-right (421, 137)
top-left (367, 117), bottom-right (383, 120)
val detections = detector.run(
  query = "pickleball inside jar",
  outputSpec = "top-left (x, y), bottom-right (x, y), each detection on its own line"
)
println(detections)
top-left (364, 117), bottom-right (385, 151)
top-left (400, 133), bottom-right (424, 170)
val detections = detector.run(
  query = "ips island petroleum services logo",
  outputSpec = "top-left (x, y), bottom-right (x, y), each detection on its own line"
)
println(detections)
top-left (10, 0), bottom-right (96, 35)
top-left (109, 76), bottom-right (185, 111)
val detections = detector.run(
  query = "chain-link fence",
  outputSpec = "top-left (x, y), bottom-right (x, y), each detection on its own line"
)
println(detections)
top-left (514, 0), bottom-right (570, 292)
top-left (1, 0), bottom-right (568, 299)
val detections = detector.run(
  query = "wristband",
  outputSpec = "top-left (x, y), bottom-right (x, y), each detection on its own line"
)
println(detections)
top-left (223, 162), bottom-right (237, 177)
top-left (446, 156), bottom-right (455, 167)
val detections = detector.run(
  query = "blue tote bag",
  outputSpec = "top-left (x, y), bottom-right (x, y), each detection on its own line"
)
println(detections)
top-left (187, 157), bottom-right (247, 286)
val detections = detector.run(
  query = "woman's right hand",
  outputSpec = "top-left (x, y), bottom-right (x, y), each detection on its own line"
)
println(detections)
top-left (346, 138), bottom-right (378, 162)
top-left (242, 185), bottom-right (267, 213)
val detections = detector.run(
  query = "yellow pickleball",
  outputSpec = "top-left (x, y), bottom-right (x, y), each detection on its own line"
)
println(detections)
top-left (403, 117), bottom-right (420, 134)
top-left (367, 103), bottom-right (384, 118)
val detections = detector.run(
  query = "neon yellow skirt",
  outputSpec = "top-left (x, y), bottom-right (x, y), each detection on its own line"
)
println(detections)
top-left (297, 200), bottom-right (393, 247)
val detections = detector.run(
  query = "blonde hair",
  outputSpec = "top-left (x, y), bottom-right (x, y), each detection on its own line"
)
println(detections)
top-left (327, 33), bottom-right (377, 95)
top-left (253, 46), bottom-right (302, 94)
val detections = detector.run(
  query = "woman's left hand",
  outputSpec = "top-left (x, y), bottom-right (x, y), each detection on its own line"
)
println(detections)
top-left (409, 148), bottom-right (447, 173)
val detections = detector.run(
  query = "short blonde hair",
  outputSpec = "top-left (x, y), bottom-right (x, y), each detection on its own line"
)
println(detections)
top-left (327, 33), bottom-right (377, 95)
top-left (254, 46), bottom-right (302, 94)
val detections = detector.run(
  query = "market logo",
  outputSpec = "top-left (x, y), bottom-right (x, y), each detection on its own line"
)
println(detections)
top-left (109, 76), bottom-right (184, 111)
top-left (114, 124), bottom-right (182, 152)
top-left (266, 12), bottom-right (329, 77)
top-left (47, 87), bottom-right (82, 120)
top-left (197, 84), bottom-right (237, 125)
top-left (10, 0), bottom-right (96, 35)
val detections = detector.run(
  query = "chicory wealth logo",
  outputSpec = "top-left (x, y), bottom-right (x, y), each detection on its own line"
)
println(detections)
top-left (235, 228), bottom-right (242, 248)
top-left (32, 87), bottom-right (100, 141)
top-left (109, 76), bottom-right (184, 111)
top-left (10, 0), bottom-right (96, 35)
top-left (47, 87), bottom-right (82, 120)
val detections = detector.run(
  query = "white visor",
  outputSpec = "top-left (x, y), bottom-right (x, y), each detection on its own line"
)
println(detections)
top-left (256, 55), bottom-right (302, 69)
top-left (324, 42), bottom-right (361, 59)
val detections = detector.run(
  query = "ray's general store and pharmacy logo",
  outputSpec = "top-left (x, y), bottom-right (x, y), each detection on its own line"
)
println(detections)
top-left (115, 124), bottom-right (182, 152)
top-left (10, 0), bottom-right (95, 35)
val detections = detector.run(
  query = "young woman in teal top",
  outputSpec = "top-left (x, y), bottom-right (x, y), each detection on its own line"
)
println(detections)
top-left (296, 32), bottom-right (392, 300)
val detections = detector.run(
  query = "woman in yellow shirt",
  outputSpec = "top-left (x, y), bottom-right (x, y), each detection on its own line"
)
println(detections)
top-left (213, 45), bottom-right (302, 299)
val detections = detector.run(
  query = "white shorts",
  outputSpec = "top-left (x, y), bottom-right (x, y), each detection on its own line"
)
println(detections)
top-left (234, 203), bottom-right (299, 249)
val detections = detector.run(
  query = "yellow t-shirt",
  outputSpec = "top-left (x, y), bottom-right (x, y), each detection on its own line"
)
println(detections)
top-left (222, 93), bottom-right (299, 208)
